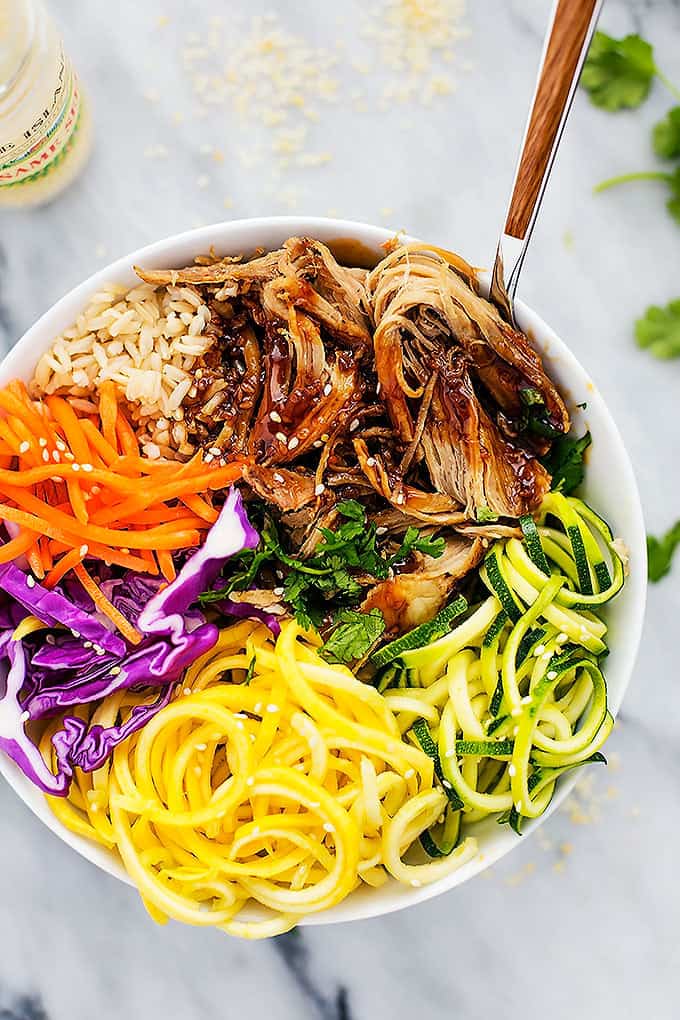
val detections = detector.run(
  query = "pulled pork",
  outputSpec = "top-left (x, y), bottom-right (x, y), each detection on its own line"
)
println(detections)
top-left (136, 236), bottom-right (570, 633)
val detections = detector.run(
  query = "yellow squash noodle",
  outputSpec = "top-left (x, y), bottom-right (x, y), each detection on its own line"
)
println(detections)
top-left (41, 619), bottom-right (478, 938)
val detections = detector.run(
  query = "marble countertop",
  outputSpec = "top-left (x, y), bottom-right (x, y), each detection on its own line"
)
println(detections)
top-left (1, 0), bottom-right (678, 1017)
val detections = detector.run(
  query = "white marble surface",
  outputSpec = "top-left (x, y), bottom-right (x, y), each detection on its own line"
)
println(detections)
top-left (0, 0), bottom-right (679, 1017)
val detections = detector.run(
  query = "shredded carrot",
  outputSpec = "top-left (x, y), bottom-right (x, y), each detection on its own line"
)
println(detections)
top-left (73, 563), bottom-right (143, 645)
top-left (0, 530), bottom-right (37, 564)
top-left (0, 377), bottom-right (247, 592)
top-left (157, 549), bottom-right (176, 582)
top-left (180, 492), bottom-right (218, 524)
top-left (43, 547), bottom-right (86, 589)
top-left (98, 381), bottom-right (119, 453)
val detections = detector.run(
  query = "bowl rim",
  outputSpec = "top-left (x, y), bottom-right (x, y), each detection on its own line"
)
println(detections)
top-left (0, 216), bottom-right (648, 927)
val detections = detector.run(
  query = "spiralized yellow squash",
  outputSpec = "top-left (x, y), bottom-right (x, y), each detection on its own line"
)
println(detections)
top-left (41, 619), bottom-right (478, 938)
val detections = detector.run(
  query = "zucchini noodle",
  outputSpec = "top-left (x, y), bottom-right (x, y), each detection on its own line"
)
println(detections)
top-left (40, 619), bottom-right (478, 938)
top-left (380, 495), bottom-right (625, 840)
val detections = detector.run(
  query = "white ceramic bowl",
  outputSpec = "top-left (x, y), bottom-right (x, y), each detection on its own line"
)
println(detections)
top-left (0, 217), bottom-right (647, 926)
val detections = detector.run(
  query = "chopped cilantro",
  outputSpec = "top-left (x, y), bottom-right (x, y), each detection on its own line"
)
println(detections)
top-left (319, 608), bottom-right (386, 665)
top-left (541, 432), bottom-right (591, 496)
top-left (581, 33), bottom-right (658, 111)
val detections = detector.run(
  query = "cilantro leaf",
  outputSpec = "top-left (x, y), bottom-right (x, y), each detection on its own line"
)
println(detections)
top-left (320, 609), bottom-right (386, 665)
top-left (389, 525), bottom-right (445, 566)
top-left (635, 299), bottom-right (680, 358)
top-left (581, 32), bottom-right (657, 111)
top-left (653, 106), bottom-right (680, 158)
top-left (475, 506), bottom-right (499, 523)
top-left (647, 521), bottom-right (680, 582)
top-left (541, 432), bottom-right (591, 495)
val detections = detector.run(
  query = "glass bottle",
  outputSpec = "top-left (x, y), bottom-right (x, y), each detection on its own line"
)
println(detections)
top-left (0, 0), bottom-right (91, 208)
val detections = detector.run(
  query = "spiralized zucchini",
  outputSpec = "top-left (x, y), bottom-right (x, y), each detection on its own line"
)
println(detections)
top-left (41, 619), bottom-right (478, 938)
top-left (382, 494), bottom-right (625, 840)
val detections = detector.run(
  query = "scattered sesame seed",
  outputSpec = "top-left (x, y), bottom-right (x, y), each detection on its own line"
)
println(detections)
top-left (521, 695), bottom-right (532, 705)
top-left (270, 410), bottom-right (282, 423)
top-left (320, 433), bottom-right (330, 442)
top-left (26, 575), bottom-right (35, 589)
top-left (410, 879), bottom-right (422, 888)
top-left (18, 441), bottom-right (30, 454)
top-left (349, 418), bottom-right (360, 431)
top-left (79, 544), bottom-right (88, 557)
top-left (71, 629), bottom-right (80, 638)
top-left (511, 707), bottom-right (521, 717)
top-left (55, 439), bottom-right (67, 452)
top-left (195, 743), bottom-right (207, 751)
top-left (81, 463), bottom-right (93, 472)
top-left (515, 801), bottom-right (522, 813)
top-left (323, 383), bottom-right (332, 396)
top-left (508, 764), bottom-right (516, 777)
top-left (366, 456), bottom-right (376, 467)
top-left (376, 525), bottom-right (388, 535)
top-left (547, 670), bottom-right (558, 680)
top-left (556, 632), bottom-right (568, 644)
top-left (404, 768), bottom-right (416, 778)
top-left (323, 822), bottom-right (335, 833)
top-left (52, 450), bottom-right (60, 462)
top-left (38, 438), bottom-right (48, 448)
top-left (208, 446), bottom-right (221, 457)
top-left (275, 431), bottom-right (287, 443)
top-left (41, 449), bottom-right (49, 462)
top-left (442, 779), bottom-right (452, 789)
top-left (288, 436), bottom-right (299, 450)
top-left (246, 776), bottom-right (255, 786)
top-left (273, 472), bottom-right (285, 483)
top-left (273, 586), bottom-right (284, 596)
top-left (71, 463), bottom-right (80, 472)
top-left (20, 710), bottom-right (30, 724)
top-left (533, 644), bottom-right (546, 657)
top-left (266, 704), bottom-right (279, 713)
top-left (314, 482), bottom-right (325, 496)
top-left (183, 687), bottom-right (192, 696)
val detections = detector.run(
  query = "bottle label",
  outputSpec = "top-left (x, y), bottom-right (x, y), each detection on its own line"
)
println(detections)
top-left (0, 51), bottom-right (83, 189)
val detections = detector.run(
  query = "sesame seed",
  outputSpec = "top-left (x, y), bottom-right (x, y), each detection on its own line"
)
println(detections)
top-left (41, 449), bottom-right (49, 462)
top-left (521, 695), bottom-right (532, 705)
top-left (515, 802), bottom-right (522, 813)
top-left (19, 441), bottom-right (30, 454)
top-left (288, 436), bottom-right (299, 450)
top-left (273, 472), bottom-right (285, 483)
top-left (366, 456), bottom-right (376, 467)
top-left (208, 447), bottom-right (221, 457)
top-left (508, 764), bottom-right (516, 777)
top-left (183, 687), bottom-right (192, 696)
top-left (94, 645), bottom-right (105, 656)
top-left (204, 453), bottom-right (214, 464)
top-left (533, 644), bottom-right (545, 657)
top-left (52, 450), bottom-right (60, 462)
top-left (38, 437), bottom-right (48, 448)
top-left (20, 710), bottom-right (30, 724)
top-left (323, 383), bottom-right (332, 396)
top-left (71, 463), bottom-right (80, 472)
top-left (275, 431), bottom-right (287, 443)
top-left (404, 768), bottom-right (416, 778)
top-left (81, 463), bottom-right (93, 472)
top-left (55, 440), bottom-right (66, 452)
top-left (254, 703), bottom-right (263, 713)
top-left (313, 439), bottom-right (323, 448)
top-left (266, 704), bottom-right (279, 713)
top-left (26, 575), bottom-right (35, 589)
top-left (511, 707), bottom-right (521, 717)
top-left (270, 410), bottom-right (282, 423)
top-left (444, 749), bottom-right (456, 758)
top-left (246, 776), bottom-right (255, 786)
top-left (195, 743), bottom-right (207, 751)
top-left (513, 726), bottom-right (519, 736)
top-left (71, 629), bottom-right (80, 638)
top-left (547, 670), bottom-right (558, 680)
top-left (396, 492), bottom-right (405, 505)
top-left (323, 822), bottom-right (335, 833)
top-left (320, 433), bottom-right (330, 442)
top-left (314, 482), bottom-right (325, 495)
top-left (442, 779), bottom-right (452, 789)
top-left (273, 586), bottom-right (284, 596)
top-left (410, 879), bottom-right (422, 888)
top-left (556, 633), bottom-right (568, 644)
top-left (349, 418), bottom-right (360, 431)
top-left (376, 525), bottom-right (388, 535)
top-left (91, 485), bottom-right (101, 495)
top-left (64, 451), bottom-right (74, 461)
top-left (79, 544), bottom-right (88, 557)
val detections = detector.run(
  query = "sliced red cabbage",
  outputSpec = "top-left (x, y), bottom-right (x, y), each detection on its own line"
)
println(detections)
top-left (0, 488), bottom-right (261, 794)
top-left (216, 597), bottom-right (282, 637)
top-left (0, 561), bottom-right (125, 656)
top-left (139, 487), bottom-right (258, 639)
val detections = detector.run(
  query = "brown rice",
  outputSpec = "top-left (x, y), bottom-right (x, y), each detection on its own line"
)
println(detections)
top-left (31, 282), bottom-right (215, 459)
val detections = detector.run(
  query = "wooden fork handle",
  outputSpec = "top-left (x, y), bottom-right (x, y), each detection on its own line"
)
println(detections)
top-left (505, 0), bottom-right (602, 240)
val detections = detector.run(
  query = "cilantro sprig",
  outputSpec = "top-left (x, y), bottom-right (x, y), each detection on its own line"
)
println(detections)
top-left (582, 32), bottom-right (680, 111)
top-left (647, 521), bottom-right (680, 582)
top-left (635, 299), bottom-right (680, 359)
